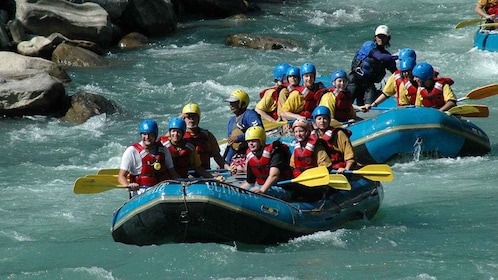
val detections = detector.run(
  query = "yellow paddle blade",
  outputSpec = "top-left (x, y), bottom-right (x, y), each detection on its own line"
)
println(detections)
top-left (328, 174), bottom-right (351, 190)
top-left (458, 84), bottom-right (498, 101)
top-left (447, 104), bottom-right (479, 115)
top-left (73, 177), bottom-right (127, 194)
top-left (85, 174), bottom-right (120, 185)
top-left (480, 22), bottom-right (498, 29)
top-left (263, 119), bottom-right (288, 131)
top-left (290, 166), bottom-right (330, 187)
top-left (97, 168), bottom-right (119, 175)
top-left (351, 164), bottom-right (394, 182)
top-left (218, 138), bottom-right (228, 145)
top-left (446, 104), bottom-right (489, 118)
top-left (465, 104), bottom-right (489, 117)
top-left (454, 18), bottom-right (484, 29)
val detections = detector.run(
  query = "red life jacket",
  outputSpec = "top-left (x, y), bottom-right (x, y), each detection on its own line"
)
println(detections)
top-left (246, 142), bottom-right (292, 185)
top-left (184, 129), bottom-right (211, 169)
top-left (293, 83), bottom-right (324, 119)
top-left (394, 70), bottom-right (418, 105)
top-left (419, 77), bottom-right (454, 109)
top-left (292, 136), bottom-right (319, 177)
top-left (129, 142), bottom-right (169, 186)
top-left (314, 87), bottom-right (353, 122)
top-left (487, 5), bottom-right (498, 15)
top-left (313, 128), bottom-right (352, 170)
top-left (163, 139), bottom-right (195, 178)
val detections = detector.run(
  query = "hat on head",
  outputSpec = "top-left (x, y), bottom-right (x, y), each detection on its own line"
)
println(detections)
top-left (225, 95), bottom-right (240, 102)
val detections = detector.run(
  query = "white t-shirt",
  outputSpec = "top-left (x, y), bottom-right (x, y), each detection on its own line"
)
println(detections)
top-left (119, 141), bottom-right (174, 175)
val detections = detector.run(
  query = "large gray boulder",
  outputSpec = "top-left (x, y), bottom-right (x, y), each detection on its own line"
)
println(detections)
top-left (51, 42), bottom-right (108, 67)
top-left (0, 51), bottom-right (70, 83)
top-left (16, 0), bottom-right (113, 47)
top-left (0, 72), bottom-right (67, 118)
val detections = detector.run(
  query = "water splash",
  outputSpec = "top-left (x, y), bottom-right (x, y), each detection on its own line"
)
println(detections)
top-left (413, 137), bottom-right (423, 162)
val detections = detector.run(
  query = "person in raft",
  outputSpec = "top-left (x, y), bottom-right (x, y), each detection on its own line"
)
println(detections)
top-left (239, 126), bottom-right (293, 197)
top-left (118, 119), bottom-right (179, 198)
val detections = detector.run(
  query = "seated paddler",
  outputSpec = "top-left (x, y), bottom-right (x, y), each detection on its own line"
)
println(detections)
top-left (160, 117), bottom-right (215, 179)
top-left (310, 106), bottom-right (356, 174)
top-left (118, 119), bottom-right (180, 198)
top-left (239, 126), bottom-right (293, 196)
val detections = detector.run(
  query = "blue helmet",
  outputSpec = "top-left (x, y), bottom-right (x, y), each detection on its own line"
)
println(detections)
top-left (412, 62), bottom-right (434, 82)
top-left (286, 66), bottom-right (300, 78)
top-left (168, 117), bottom-right (186, 133)
top-left (331, 69), bottom-right (348, 82)
top-left (273, 63), bottom-right (290, 82)
top-left (312, 106), bottom-right (331, 120)
top-left (399, 48), bottom-right (417, 61)
top-left (300, 63), bottom-right (316, 77)
top-left (399, 57), bottom-right (416, 72)
top-left (139, 119), bottom-right (158, 136)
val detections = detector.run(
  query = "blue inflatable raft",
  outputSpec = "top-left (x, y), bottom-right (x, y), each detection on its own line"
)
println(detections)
top-left (111, 176), bottom-right (382, 246)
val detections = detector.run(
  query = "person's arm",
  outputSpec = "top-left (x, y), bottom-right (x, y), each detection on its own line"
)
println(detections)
top-left (277, 88), bottom-right (290, 119)
top-left (254, 167), bottom-right (280, 193)
top-left (475, 1), bottom-right (493, 18)
top-left (334, 130), bottom-right (355, 173)
top-left (439, 84), bottom-right (457, 111)
top-left (371, 50), bottom-right (398, 62)
top-left (255, 93), bottom-right (278, 122)
top-left (280, 91), bottom-right (305, 121)
top-left (119, 147), bottom-right (139, 190)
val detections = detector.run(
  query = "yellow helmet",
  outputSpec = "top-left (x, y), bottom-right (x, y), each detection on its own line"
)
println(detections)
top-left (182, 103), bottom-right (201, 118)
top-left (245, 126), bottom-right (266, 145)
top-left (225, 89), bottom-right (250, 109)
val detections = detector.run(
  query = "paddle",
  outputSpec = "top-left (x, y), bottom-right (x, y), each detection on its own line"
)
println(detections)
top-left (447, 104), bottom-right (479, 116)
top-left (276, 166), bottom-right (329, 187)
top-left (328, 174), bottom-right (352, 190)
top-left (97, 168), bottom-right (228, 176)
top-left (480, 22), bottom-right (498, 28)
top-left (276, 166), bottom-right (351, 190)
top-left (446, 104), bottom-right (489, 117)
top-left (85, 174), bottom-right (120, 185)
top-left (330, 164), bottom-right (393, 182)
top-left (455, 18), bottom-right (484, 29)
top-left (457, 84), bottom-right (498, 101)
top-left (73, 177), bottom-right (131, 194)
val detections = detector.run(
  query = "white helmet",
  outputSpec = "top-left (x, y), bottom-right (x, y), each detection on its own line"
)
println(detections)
top-left (375, 25), bottom-right (390, 36)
